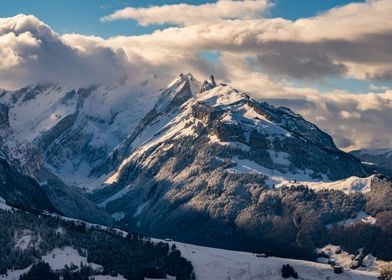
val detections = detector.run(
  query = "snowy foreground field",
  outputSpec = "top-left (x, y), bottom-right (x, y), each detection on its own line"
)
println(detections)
top-left (165, 241), bottom-right (378, 280)
top-left (5, 241), bottom-right (379, 280)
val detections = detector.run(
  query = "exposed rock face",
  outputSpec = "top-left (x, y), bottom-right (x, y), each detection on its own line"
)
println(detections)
top-left (248, 101), bottom-right (338, 152)
top-left (89, 76), bottom-right (367, 255)
top-left (200, 75), bottom-right (217, 93)
top-left (191, 102), bottom-right (224, 123)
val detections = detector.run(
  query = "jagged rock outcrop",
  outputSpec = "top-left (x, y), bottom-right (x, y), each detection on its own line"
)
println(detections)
top-left (200, 75), bottom-right (217, 92)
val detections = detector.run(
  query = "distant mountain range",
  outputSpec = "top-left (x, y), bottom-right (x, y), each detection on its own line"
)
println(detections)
top-left (351, 149), bottom-right (392, 178)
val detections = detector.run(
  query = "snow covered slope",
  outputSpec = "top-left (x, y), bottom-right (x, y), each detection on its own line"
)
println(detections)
top-left (170, 241), bottom-right (377, 280)
top-left (0, 196), bottom-right (12, 211)
top-left (0, 153), bottom-right (113, 224)
top-left (0, 79), bottom-right (163, 187)
top-left (11, 209), bottom-right (381, 280)
top-left (304, 175), bottom-right (375, 194)
top-left (41, 247), bottom-right (103, 271)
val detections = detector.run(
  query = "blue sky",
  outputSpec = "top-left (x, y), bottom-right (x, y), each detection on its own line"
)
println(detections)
top-left (0, 0), bottom-right (365, 37)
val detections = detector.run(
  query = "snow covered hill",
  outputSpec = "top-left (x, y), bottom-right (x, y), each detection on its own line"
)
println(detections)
top-left (4, 242), bottom-right (380, 280)
top-left (170, 241), bottom-right (378, 280)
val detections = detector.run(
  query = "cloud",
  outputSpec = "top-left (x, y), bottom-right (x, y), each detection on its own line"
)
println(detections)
top-left (255, 42), bottom-right (348, 79)
top-left (0, 31), bottom-right (40, 70)
top-left (4, 0), bottom-right (391, 89)
top-left (369, 83), bottom-right (390, 92)
top-left (0, 14), bottom-right (134, 89)
top-left (99, 0), bottom-right (392, 81)
top-left (101, 0), bottom-right (270, 26)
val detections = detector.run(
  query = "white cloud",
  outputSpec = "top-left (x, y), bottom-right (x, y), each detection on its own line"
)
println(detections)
top-left (369, 83), bottom-right (390, 92)
top-left (100, 0), bottom-right (392, 80)
top-left (101, 0), bottom-right (270, 26)
top-left (0, 31), bottom-right (40, 69)
top-left (0, 14), bottom-right (136, 89)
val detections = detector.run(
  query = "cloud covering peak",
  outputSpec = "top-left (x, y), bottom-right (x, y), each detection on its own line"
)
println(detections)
top-left (0, 14), bottom-right (132, 89)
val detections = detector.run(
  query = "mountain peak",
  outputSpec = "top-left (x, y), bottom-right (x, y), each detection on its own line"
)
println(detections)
top-left (155, 73), bottom-right (201, 113)
top-left (167, 73), bottom-right (196, 88)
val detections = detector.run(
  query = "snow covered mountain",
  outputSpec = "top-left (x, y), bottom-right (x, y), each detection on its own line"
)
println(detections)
top-left (0, 79), bottom-right (163, 187)
top-left (79, 74), bottom-right (390, 259)
top-left (0, 73), bottom-right (391, 270)
top-left (94, 73), bottom-right (365, 185)
top-left (0, 89), bottom-right (114, 224)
